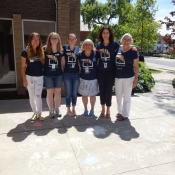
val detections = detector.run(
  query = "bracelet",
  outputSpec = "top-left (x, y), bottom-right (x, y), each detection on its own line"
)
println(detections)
top-left (134, 77), bottom-right (138, 80)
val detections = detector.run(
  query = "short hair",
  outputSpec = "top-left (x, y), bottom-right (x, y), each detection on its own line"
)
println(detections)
top-left (81, 39), bottom-right (95, 50)
top-left (68, 33), bottom-right (76, 39)
top-left (98, 26), bottom-right (114, 43)
top-left (120, 33), bottom-right (133, 44)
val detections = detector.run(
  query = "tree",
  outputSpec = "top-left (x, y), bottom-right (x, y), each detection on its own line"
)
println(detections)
top-left (81, 0), bottom-right (131, 29)
top-left (159, 0), bottom-right (175, 54)
top-left (132, 0), bottom-right (158, 52)
top-left (82, 0), bottom-right (160, 53)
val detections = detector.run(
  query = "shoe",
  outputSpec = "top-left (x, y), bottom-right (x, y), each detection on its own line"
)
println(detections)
top-left (66, 112), bottom-right (75, 117)
top-left (105, 113), bottom-right (110, 118)
top-left (37, 115), bottom-right (44, 121)
top-left (55, 110), bottom-right (62, 117)
top-left (49, 110), bottom-right (55, 118)
top-left (89, 110), bottom-right (94, 116)
top-left (72, 112), bottom-right (77, 116)
top-left (117, 115), bottom-right (128, 121)
top-left (83, 110), bottom-right (88, 116)
top-left (99, 112), bottom-right (105, 117)
top-left (31, 114), bottom-right (37, 121)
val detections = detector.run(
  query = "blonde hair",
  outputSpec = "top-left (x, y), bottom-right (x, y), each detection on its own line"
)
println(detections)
top-left (26, 32), bottom-right (44, 62)
top-left (81, 39), bottom-right (95, 51)
top-left (120, 33), bottom-right (133, 44)
top-left (45, 32), bottom-right (62, 54)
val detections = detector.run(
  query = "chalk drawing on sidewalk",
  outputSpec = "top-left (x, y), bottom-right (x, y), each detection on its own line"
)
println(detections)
top-left (18, 135), bottom-right (60, 151)
top-left (86, 126), bottom-right (107, 136)
top-left (54, 152), bottom-right (74, 159)
top-left (28, 151), bottom-right (79, 175)
top-left (83, 153), bottom-right (101, 166)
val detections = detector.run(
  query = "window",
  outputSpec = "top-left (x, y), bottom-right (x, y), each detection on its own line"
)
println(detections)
top-left (23, 20), bottom-right (56, 48)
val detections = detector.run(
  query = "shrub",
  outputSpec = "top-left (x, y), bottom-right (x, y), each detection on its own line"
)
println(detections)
top-left (133, 62), bottom-right (155, 92)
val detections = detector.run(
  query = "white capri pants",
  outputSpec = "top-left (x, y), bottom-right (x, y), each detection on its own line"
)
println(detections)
top-left (115, 76), bottom-right (134, 118)
top-left (26, 75), bottom-right (43, 115)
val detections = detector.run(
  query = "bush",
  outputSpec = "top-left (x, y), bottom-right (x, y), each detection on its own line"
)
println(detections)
top-left (133, 62), bottom-right (155, 92)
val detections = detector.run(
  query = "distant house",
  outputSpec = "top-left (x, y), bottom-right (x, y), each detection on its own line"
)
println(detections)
top-left (152, 35), bottom-right (168, 54)
top-left (80, 21), bottom-right (91, 42)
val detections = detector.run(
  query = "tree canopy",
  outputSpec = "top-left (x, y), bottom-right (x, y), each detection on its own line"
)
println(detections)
top-left (81, 0), bottom-right (160, 52)
top-left (159, 0), bottom-right (175, 54)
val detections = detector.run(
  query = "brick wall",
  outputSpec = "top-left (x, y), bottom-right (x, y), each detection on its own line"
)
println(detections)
top-left (0, 0), bottom-right (56, 21)
top-left (57, 0), bottom-right (80, 46)
top-left (13, 14), bottom-right (24, 94)
top-left (0, 0), bottom-right (80, 94)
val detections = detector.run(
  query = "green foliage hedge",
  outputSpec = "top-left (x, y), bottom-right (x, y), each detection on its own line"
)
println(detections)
top-left (133, 62), bottom-right (155, 92)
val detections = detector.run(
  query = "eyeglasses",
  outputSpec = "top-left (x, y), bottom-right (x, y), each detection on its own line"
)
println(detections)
top-left (32, 39), bottom-right (39, 42)
top-left (123, 39), bottom-right (131, 42)
top-left (50, 38), bottom-right (58, 40)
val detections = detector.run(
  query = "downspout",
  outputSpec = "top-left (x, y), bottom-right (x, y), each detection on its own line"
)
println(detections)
top-left (55, 0), bottom-right (58, 32)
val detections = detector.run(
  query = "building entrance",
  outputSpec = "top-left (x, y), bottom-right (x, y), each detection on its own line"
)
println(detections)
top-left (0, 19), bottom-right (16, 89)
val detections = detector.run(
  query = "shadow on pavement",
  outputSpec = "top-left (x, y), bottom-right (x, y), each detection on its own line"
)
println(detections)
top-left (7, 116), bottom-right (63, 142)
top-left (7, 114), bottom-right (140, 142)
top-left (59, 115), bottom-right (140, 141)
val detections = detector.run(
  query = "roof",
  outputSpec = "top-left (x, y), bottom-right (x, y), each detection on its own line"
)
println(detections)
top-left (80, 21), bottom-right (91, 31)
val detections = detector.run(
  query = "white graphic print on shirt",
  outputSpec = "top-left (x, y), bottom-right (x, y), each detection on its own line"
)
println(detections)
top-left (99, 48), bottom-right (110, 68)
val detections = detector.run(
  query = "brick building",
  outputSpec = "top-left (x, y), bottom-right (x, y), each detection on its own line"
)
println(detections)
top-left (0, 0), bottom-right (80, 94)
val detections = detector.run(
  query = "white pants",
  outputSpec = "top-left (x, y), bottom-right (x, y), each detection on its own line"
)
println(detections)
top-left (26, 75), bottom-right (43, 115)
top-left (115, 76), bottom-right (134, 118)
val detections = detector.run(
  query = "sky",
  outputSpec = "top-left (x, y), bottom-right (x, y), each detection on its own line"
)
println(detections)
top-left (81, 0), bottom-right (174, 36)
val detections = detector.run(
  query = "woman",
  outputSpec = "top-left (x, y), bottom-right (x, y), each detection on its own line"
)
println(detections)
top-left (21, 32), bottom-right (44, 121)
top-left (77, 39), bottom-right (99, 116)
top-left (43, 32), bottom-right (64, 118)
top-left (63, 33), bottom-right (80, 116)
top-left (115, 33), bottom-right (139, 121)
top-left (96, 26), bottom-right (120, 118)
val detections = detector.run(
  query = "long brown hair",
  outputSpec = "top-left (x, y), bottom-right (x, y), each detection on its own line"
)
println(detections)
top-left (26, 32), bottom-right (44, 62)
top-left (98, 26), bottom-right (114, 43)
top-left (45, 32), bottom-right (62, 54)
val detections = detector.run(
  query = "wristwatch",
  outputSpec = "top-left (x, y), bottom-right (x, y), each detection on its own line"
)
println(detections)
top-left (134, 77), bottom-right (138, 80)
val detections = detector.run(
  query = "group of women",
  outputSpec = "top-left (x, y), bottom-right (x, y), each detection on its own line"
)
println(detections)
top-left (21, 26), bottom-right (139, 121)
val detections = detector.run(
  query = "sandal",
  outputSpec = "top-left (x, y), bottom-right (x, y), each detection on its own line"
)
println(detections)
top-left (66, 112), bottom-right (75, 117)
top-left (99, 112), bottom-right (105, 117)
top-left (106, 113), bottom-right (110, 118)
top-left (116, 113), bottom-right (122, 119)
top-left (117, 115), bottom-right (128, 121)
top-left (31, 114), bottom-right (37, 121)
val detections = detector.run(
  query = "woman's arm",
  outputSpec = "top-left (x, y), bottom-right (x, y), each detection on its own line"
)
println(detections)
top-left (61, 56), bottom-right (65, 72)
top-left (21, 56), bottom-right (28, 87)
top-left (133, 58), bottom-right (139, 88)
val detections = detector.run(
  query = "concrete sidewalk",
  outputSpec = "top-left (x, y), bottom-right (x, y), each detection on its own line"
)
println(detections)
top-left (0, 70), bottom-right (175, 175)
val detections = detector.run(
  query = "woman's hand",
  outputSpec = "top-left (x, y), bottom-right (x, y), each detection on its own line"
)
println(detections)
top-left (132, 79), bottom-right (138, 88)
top-left (23, 79), bottom-right (28, 87)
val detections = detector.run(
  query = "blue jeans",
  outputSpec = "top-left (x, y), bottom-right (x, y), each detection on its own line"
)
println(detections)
top-left (64, 73), bottom-right (80, 107)
top-left (44, 75), bottom-right (63, 89)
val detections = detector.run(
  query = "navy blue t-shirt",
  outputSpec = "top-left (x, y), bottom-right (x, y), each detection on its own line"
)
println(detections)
top-left (43, 51), bottom-right (63, 76)
top-left (115, 48), bottom-right (138, 78)
top-left (62, 44), bottom-right (79, 73)
top-left (21, 49), bottom-right (43, 76)
top-left (96, 41), bottom-right (120, 71)
top-left (77, 51), bottom-right (99, 80)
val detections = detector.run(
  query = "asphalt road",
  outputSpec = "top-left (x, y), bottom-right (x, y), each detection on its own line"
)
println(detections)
top-left (144, 56), bottom-right (175, 70)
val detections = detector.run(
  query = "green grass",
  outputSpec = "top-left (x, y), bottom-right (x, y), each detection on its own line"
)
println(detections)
top-left (149, 69), bottom-right (162, 74)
